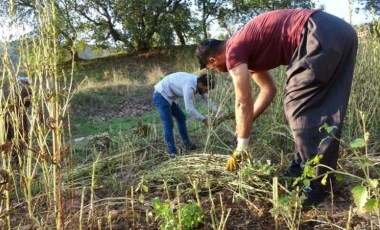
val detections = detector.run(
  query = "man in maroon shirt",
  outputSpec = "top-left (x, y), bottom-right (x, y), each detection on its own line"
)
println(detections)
top-left (196, 9), bottom-right (358, 207)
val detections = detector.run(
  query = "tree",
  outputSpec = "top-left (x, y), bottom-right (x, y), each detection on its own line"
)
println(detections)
top-left (73, 0), bottom-right (124, 47)
top-left (219, 0), bottom-right (315, 34)
top-left (2, 0), bottom-right (85, 61)
top-left (5, 0), bottom-right (317, 53)
top-left (167, 2), bottom-right (199, 46)
top-left (194, 0), bottom-right (230, 39)
top-left (118, 0), bottom-right (193, 51)
top-left (194, 0), bottom-right (315, 39)
top-left (56, 0), bottom-right (83, 61)
top-left (358, 0), bottom-right (380, 16)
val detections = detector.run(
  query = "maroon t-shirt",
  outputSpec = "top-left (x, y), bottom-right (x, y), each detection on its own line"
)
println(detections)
top-left (226, 9), bottom-right (317, 72)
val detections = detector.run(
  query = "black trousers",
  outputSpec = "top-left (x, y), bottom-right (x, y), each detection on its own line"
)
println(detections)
top-left (284, 11), bottom-right (358, 179)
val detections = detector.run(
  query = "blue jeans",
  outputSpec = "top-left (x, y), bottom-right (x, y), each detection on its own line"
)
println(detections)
top-left (153, 92), bottom-right (191, 154)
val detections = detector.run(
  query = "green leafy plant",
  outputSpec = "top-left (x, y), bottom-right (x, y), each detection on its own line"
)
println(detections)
top-left (351, 185), bottom-right (379, 212)
top-left (292, 154), bottom-right (323, 188)
top-left (152, 197), bottom-right (177, 230)
top-left (178, 200), bottom-right (204, 229)
top-left (136, 176), bottom-right (149, 204)
top-left (348, 112), bottom-right (379, 213)
top-left (152, 197), bottom-right (203, 230)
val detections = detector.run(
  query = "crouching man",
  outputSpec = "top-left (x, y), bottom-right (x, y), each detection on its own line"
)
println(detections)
top-left (153, 72), bottom-right (217, 157)
top-left (1, 76), bottom-right (32, 163)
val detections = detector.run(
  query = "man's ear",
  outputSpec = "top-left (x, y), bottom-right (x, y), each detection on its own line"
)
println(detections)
top-left (209, 56), bottom-right (217, 65)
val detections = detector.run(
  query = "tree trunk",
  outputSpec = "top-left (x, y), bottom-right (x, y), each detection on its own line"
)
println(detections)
top-left (175, 28), bottom-right (186, 46)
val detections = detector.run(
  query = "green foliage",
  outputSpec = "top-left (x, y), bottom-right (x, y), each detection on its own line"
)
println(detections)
top-left (179, 201), bottom-right (204, 229)
top-left (118, 0), bottom-right (193, 50)
top-left (270, 189), bottom-right (302, 230)
top-left (71, 116), bottom-right (155, 138)
top-left (240, 159), bottom-right (276, 177)
top-left (229, 0), bottom-right (315, 26)
top-left (292, 155), bottom-right (322, 187)
top-left (10, 0), bottom-right (317, 53)
top-left (358, 0), bottom-right (380, 16)
top-left (152, 197), bottom-right (177, 230)
top-left (319, 123), bottom-right (338, 134)
top-left (364, 198), bottom-right (379, 212)
top-left (345, 111), bottom-right (380, 214)
top-left (350, 138), bottom-right (366, 148)
top-left (352, 185), bottom-right (369, 208)
top-left (136, 176), bottom-right (149, 204)
top-left (152, 198), bottom-right (203, 230)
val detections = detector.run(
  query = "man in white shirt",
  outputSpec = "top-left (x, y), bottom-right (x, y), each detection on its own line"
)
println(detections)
top-left (153, 72), bottom-right (217, 157)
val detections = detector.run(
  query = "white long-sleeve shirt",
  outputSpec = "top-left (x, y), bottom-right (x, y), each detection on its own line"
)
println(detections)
top-left (154, 72), bottom-right (217, 121)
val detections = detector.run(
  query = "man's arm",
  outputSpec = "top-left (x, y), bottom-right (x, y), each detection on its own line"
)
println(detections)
top-left (183, 87), bottom-right (206, 122)
top-left (200, 93), bottom-right (218, 114)
top-left (229, 64), bottom-right (254, 138)
top-left (229, 65), bottom-right (277, 138)
top-left (251, 71), bottom-right (277, 121)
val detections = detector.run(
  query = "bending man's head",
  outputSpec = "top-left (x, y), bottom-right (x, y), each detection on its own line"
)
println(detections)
top-left (196, 39), bottom-right (228, 72)
top-left (197, 73), bottom-right (216, 94)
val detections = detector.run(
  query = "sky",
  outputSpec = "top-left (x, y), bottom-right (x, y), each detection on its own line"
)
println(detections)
top-left (0, 0), bottom-right (376, 42)
top-left (316, 0), bottom-right (373, 25)
top-left (0, 18), bottom-right (31, 43)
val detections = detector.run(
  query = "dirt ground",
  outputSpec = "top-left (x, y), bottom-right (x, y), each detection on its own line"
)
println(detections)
top-left (16, 84), bottom-right (370, 229)
top-left (68, 93), bottom-right (377, 230)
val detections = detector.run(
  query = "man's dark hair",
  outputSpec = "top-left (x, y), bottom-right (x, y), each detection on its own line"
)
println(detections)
top-left (197, 73), bottom-right (215, 90)
top-left (196, 39), bottom-right (224, 69)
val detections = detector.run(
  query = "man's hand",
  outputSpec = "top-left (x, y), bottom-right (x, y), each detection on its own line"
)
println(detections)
top-left (225, 150), bottom-right (249, 171)
top-left (202, 117), bottom-right (212, 127)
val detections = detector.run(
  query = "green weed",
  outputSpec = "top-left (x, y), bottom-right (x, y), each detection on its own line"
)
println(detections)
top-left (152, 197), bottom-right (204, 230)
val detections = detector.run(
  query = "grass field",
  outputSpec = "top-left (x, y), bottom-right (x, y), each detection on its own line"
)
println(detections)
top-left (1, 9), bottom-right (380, 230)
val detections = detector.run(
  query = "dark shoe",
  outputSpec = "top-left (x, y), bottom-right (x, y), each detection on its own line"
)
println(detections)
top-left (284, 165), bottom-right (303, 178)
top-left (282, 161), bottom-right (303, 178)
top-left (301, 185), bottom-right (329, 208)
top-left (185, 143), bottom-right (197, 151)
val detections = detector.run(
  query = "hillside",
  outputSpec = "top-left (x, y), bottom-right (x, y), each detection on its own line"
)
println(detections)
top-left (68, 46), bottom-right (199, 83)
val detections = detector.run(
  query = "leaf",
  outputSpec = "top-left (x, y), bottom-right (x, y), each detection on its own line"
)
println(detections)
top-left (350, 138), bottom-right (365, 148)
top-left (364, 199), bottom-right (379, 212)
top-left (303, 179), bottom-right (310, 187)
top-left (292, 177), bottom-right (302, 187)
top-left (152, 198), bottom-right (159, 209)
top-left (311, 154), bottom-right (323, 165)
top-left (303, 164), bottom-right (316, 178)
top-left (369, 179), bottom-right (378, 189)
top-left (139, 194), bottom-right (145, 203)
top-left (278, 196), bottom-right (290, 205)
top-left (321, 174), bottom-right (328, 186)
top-left (351, 186), bottom-right (368, 208)
top-left (142, 185), bottom-right (149, 193)
top-left (318, 123), bottom-right (337, 133)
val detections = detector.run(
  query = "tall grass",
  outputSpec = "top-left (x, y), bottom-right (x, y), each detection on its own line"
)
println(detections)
top-left (1, 0), bottom-right (73, 228)
top-left (346, 25), bottom-right (380, 146)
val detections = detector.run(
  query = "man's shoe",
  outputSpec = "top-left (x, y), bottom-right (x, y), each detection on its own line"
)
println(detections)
top-left (301, 185), bottom-right (329, 208)
top-left (281, 161), bottom-right (303, 179)
top-left (283, 164), bottom-right (303, 178)
top-left (185, 143), bottom-right (197, 151)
